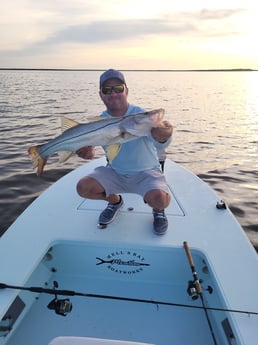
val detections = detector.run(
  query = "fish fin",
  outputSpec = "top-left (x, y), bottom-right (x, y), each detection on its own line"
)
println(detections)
top-left (106, 144), bottom-right (121, 161)
top-left (58, 150), bottom-right (74, 163)
top-left (87, 116), bottom-right (105, 122)
top-left (61, 116), bottom-right (80, 133)
top-left (28, 146), bottom-right (47, 176)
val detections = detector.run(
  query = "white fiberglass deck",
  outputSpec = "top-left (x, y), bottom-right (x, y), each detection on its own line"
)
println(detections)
top-left (1, 158), bottom-right (258, 345)
top-left (3, 243), bottom-right (218, 345)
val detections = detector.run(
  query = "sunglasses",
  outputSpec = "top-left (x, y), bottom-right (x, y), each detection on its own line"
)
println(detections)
top-left (101, 84), bottom-right (125, 95)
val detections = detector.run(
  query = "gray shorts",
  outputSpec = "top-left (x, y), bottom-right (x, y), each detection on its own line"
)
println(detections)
top-left (88, 165), bottom-right (170, 198)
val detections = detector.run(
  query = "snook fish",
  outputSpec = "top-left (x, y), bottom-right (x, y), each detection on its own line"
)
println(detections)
top-left (28, 108), bottom-right (165, 176)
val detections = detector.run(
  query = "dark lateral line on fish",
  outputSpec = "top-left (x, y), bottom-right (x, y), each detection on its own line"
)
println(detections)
top-left (1, 282), bottom-right (258, 316)
top-left (38, 116), bottom-right (126, 157)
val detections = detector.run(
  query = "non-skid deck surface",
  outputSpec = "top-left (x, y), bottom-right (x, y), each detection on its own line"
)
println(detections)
top-left (7, 275), bottom-right (214, 345)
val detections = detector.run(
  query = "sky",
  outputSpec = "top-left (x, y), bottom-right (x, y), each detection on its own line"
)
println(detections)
top-left (1, 0), bottom-right (258, 70)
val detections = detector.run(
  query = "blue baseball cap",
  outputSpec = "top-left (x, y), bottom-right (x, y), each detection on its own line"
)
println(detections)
top-left (99, 69), bottom-right (126, 88)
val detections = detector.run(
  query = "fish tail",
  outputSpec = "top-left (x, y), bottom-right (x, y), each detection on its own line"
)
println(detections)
top-left (28, 146), bottom-right (47, 176)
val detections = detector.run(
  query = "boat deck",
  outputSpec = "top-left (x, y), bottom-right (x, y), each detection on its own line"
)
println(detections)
top-left (9, 279), bottom-right (213, 345)
top-left (1, 158), bottom-right (258, 345)
top-left (4, 244), bottom-right (216, 345)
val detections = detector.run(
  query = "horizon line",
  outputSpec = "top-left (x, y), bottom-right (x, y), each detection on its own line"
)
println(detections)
top-left (0, 67), bottom-right (257, 72)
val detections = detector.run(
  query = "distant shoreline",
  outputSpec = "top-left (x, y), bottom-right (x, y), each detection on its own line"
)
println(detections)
top-left (0, 68), bottom-right (257, 72)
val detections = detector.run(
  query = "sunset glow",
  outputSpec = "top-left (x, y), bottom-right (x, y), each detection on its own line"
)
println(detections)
top-left (0, 1), bottom-right (257, 69)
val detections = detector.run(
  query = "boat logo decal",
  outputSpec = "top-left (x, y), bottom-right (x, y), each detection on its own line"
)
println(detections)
top-left (96, 250), bottom-right (150, 274)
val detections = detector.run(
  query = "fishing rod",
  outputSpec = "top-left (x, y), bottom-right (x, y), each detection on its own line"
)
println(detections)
top-left (1, 281), bottom-right (258, 316)
top-left (183, 241), bottom-right (218, 345)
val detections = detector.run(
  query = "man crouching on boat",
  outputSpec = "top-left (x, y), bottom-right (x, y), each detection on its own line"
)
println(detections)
top-left (76, 69), bottom-right (173, 235)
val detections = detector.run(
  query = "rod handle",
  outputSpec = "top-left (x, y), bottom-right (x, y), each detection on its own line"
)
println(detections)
top-left (183, 241), bottom-right (202, 294)
top-left (183, 241), bottom-right (194, 267)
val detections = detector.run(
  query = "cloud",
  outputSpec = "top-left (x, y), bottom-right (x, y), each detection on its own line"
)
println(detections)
top-left (0, 17), bottom-right (196, 58)
top-left (198, 8), bottom-right (245, 20)
top-left (34, 8), bottom-right (246, 48)
top-left (1, 7), bottom-right (247, 57)
top-left (47, 19), bottom-right (195, 45)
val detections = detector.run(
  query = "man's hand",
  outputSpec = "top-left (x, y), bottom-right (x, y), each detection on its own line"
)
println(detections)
top-left (76, 146), bottom-right (95, 160)
top-left (151, 121), bottom-right (173, 143)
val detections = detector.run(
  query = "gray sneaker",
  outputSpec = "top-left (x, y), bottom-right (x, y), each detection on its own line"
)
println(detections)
top-left (153, 209), bottom-right (168, 235)
top-left (99, 196), bottom-right (124, 225)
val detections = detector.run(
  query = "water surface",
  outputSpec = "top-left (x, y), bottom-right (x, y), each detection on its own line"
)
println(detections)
top-left (0, 70), bottom-right (257, 249)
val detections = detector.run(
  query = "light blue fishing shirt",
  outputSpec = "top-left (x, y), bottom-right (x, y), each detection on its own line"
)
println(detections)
top-left (100, 104), bottom-right (172, 175)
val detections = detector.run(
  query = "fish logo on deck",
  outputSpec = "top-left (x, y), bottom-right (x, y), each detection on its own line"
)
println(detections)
top-left (96, 250), bottom-right (150, 275)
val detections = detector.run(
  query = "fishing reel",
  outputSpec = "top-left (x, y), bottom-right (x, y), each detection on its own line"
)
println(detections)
top-left (47, 281), bottom-right (72, 316)
top-left (47, 297), bottom-right (72, 316)
top-left (187, 280), bottom-right (199, 300)
top-left (187, 280), bottom-right (213, 300)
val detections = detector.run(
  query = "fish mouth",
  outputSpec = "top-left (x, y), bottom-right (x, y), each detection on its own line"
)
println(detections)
top-left (135, 108), bottom-right (165, 124)
top-left (150, 108), bottom-right (165, 121)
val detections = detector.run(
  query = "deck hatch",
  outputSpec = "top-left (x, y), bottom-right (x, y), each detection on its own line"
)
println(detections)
top-left (78, 189), bottom-right (185, 217)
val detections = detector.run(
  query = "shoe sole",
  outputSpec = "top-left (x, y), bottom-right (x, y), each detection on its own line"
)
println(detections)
top-left (153, 228), bottom-right (167, 235)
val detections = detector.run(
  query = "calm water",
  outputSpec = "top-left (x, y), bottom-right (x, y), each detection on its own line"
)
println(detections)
top-left (0, 70), bottom-right (257, 249)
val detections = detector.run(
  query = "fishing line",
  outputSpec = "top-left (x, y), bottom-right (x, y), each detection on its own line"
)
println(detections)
top-left (0, 282), bottom-right (258, 316)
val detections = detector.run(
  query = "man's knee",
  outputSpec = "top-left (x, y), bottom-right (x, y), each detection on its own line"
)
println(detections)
top-left (76, 176), bottom-right (95, 197)
top-left (76, 177), bottom-right (90, 197)
top-left (144, 189), bottom-right (171, 209)
top-left (76, 176), bottom-right (103, 198)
